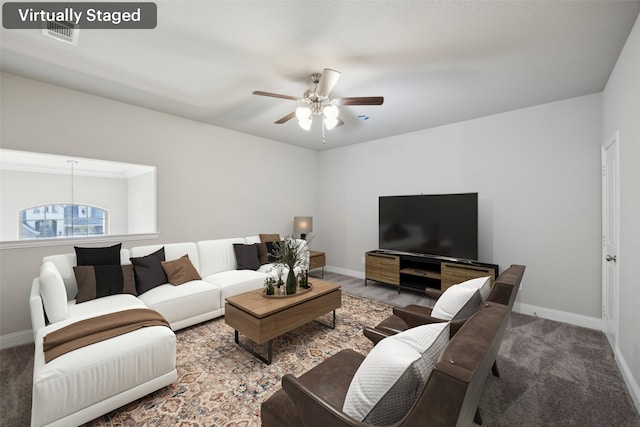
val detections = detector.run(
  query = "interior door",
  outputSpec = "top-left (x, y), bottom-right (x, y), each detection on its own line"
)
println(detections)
top-left (601, 132), bottom-right (620, 349)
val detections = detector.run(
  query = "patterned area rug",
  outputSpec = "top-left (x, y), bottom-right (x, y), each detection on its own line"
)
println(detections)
top-left (87, 293), bottom-right (390, 426)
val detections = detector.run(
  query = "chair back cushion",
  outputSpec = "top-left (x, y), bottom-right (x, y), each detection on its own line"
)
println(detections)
top-left (343, 322), bottom-right (450, 425)
top-left (431, 285), bottom-right (483, 321)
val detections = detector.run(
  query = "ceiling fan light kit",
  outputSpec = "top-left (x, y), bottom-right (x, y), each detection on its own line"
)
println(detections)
top-left (253, 68), bottom-right (383, 138)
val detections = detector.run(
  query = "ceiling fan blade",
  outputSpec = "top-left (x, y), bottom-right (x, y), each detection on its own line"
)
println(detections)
top-left (335, 96), bottom-right (384, 106)
top-left (252, 91), bottom-right (302, 102)
top-left (316, 68), bottom-right (341, 98)
top-left (275, 111), bottom-right (296, 124)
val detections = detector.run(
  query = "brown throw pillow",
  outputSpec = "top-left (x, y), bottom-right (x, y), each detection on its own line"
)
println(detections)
top-left (259, 233), bottom-right (280, 243)
top-left (74, 264), bottom-right (137, 304)
top-left (257, 242), bottom-right (269, 265)
top-left (161, 254), bottom-right (202, 285)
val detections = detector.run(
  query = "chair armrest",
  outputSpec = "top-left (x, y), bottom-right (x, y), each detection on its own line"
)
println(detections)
top-left (281, 374), bottom-right (370, 427)
top-left (424, 287), bottom-right (444, 300)
top-left (392, 305), bottom-right (444, 328)
top-left (362, 326), bottom-right (391, 345)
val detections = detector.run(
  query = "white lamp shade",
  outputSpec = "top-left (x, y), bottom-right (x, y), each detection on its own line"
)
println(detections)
top-left (294, 216), bottom-right (313, 234)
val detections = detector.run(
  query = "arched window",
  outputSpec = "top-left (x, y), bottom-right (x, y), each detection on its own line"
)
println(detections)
top-left (20, 204), bottom-right (108, 239)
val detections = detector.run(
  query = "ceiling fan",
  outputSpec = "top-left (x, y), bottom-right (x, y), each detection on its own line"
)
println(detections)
top-left (252, 68), bottom-right (384, 132)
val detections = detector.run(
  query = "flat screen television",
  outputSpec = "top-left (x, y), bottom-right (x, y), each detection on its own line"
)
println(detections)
top-left (379, 193), bottom-right (478, 261)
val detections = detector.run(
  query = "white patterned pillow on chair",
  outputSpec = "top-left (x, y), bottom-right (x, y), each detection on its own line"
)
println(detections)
top-left (431, 285), bottom-right (483, 321)
top-left (343, 322), bottom-right (450, 425)
top-left (458, 276), bottom-right (491, 302)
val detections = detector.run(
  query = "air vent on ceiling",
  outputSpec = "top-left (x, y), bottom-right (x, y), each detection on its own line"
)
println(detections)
top-left (43, 19), bottom-right (79, 45)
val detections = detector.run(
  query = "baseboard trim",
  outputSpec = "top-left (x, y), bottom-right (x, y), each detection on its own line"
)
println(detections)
top-left (329, 268), bottom-right (605, 331)
top-left (513, 302), bottom-right (603, 331)
top-left (614, 344), bottom-right (640, 414)
top-left (0, 329), bottom-right (34, 349)
top-left (325, 266), bottom-right (364, 279)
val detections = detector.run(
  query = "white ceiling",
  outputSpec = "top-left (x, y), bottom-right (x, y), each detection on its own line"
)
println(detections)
top-left (2, 1), bottom-right (639, 150)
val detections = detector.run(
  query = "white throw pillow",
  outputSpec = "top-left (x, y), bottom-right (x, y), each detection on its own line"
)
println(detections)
top-left (343, 322), bottom-right (450, 425)
top-left (39, 262), bottom-right (68, 323)
top-left (458, 276), bottom-right (491, 302)
top-left (431, 285), bottom-right (482, 321)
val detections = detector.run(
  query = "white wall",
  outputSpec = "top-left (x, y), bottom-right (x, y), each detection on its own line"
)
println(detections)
top-left (128, 169), bottom-right (156, 234)
top-left (0, 72), bottom-right (317, 339)
top-left (317, 93), bottom-right (603, 319)
top-left (602, 14), bottom-right (640, 410)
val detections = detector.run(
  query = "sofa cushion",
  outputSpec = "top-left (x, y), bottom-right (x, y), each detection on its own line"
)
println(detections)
top-left (161, 254), bottom-right (202, 285)
top-left (31, 310), bottom-right (176, 427)
top-left (203, 270), bottom-right (267, 302)
top-left (431, 285), bottom-right (483, 321)
top-left (74, 264), bottom-right (138, 303)
top-left (136, 281), bottom-right (222, 327)
top-left (39, 262), bottom-right (68, 323)
top-left (196, 238), bottom-right (246, 277)
top-left (130, 247), bottom-right (167, 294)
top-left (233, 243), bottom-right (260, 270)
top-left (343, 322), bottom-right (450, 424)
top-left (458, 276), bottom-right (492, 302)
top-left (75, 243), bottom-right (122, 266)
top-left (43, 250), bottom-right (132, 301)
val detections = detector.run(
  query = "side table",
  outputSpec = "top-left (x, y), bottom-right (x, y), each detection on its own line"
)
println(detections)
top-left (309, 250), bottom-right (326, 278)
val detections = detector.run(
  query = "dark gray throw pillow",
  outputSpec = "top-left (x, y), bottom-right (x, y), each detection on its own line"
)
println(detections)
top-left (265, 241), bottom-right (280, 263)
top-left (233, 243), bottom-right (260, 270)
top-left (130, 247), bottom-right (167, 294)
top-left (75, 243), bottom-right (122, 266)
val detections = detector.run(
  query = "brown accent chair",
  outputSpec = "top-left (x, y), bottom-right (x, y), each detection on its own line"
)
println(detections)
top-left (363, 264), bottom-right (525, 382)
top-left (363, 264), bottom-right (526, 346)
top-left (261, 303), bottom-right (510, 427)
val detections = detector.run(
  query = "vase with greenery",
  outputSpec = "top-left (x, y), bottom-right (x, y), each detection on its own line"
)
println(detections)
top-left (264, 276), bottom-right (275, 295)
top-left (275, 265), bottom-right (285, 291)
top-left (298, 270), bottom-right (310, 289)
top-left (272, 236), bottom-right (309, 295)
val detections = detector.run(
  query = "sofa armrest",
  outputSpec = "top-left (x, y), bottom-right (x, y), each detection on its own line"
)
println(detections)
top-left (281, 374), bottom-right (370, 427)
top-left (29, 278), bottom-right (46, 340)
top-left (392, 305), bottom-right (444, 328)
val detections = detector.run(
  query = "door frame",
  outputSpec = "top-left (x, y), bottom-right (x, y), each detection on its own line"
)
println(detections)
top-left (601, 131), bottom-right (620, 349)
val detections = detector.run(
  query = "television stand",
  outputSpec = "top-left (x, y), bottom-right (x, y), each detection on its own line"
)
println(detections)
top-left (364, 250), bottom-right (499, 294)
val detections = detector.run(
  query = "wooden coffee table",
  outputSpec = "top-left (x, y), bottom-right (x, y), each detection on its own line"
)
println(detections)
top-left (224, 279), bottom-right (342, 364)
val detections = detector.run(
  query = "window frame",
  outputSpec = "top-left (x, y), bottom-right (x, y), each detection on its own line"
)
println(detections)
top-left (19, 203), bottom-right (109, 240)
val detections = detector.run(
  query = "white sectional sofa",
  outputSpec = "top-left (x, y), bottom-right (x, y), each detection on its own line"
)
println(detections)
top-left (29, 235), bottom-right (304, 427)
